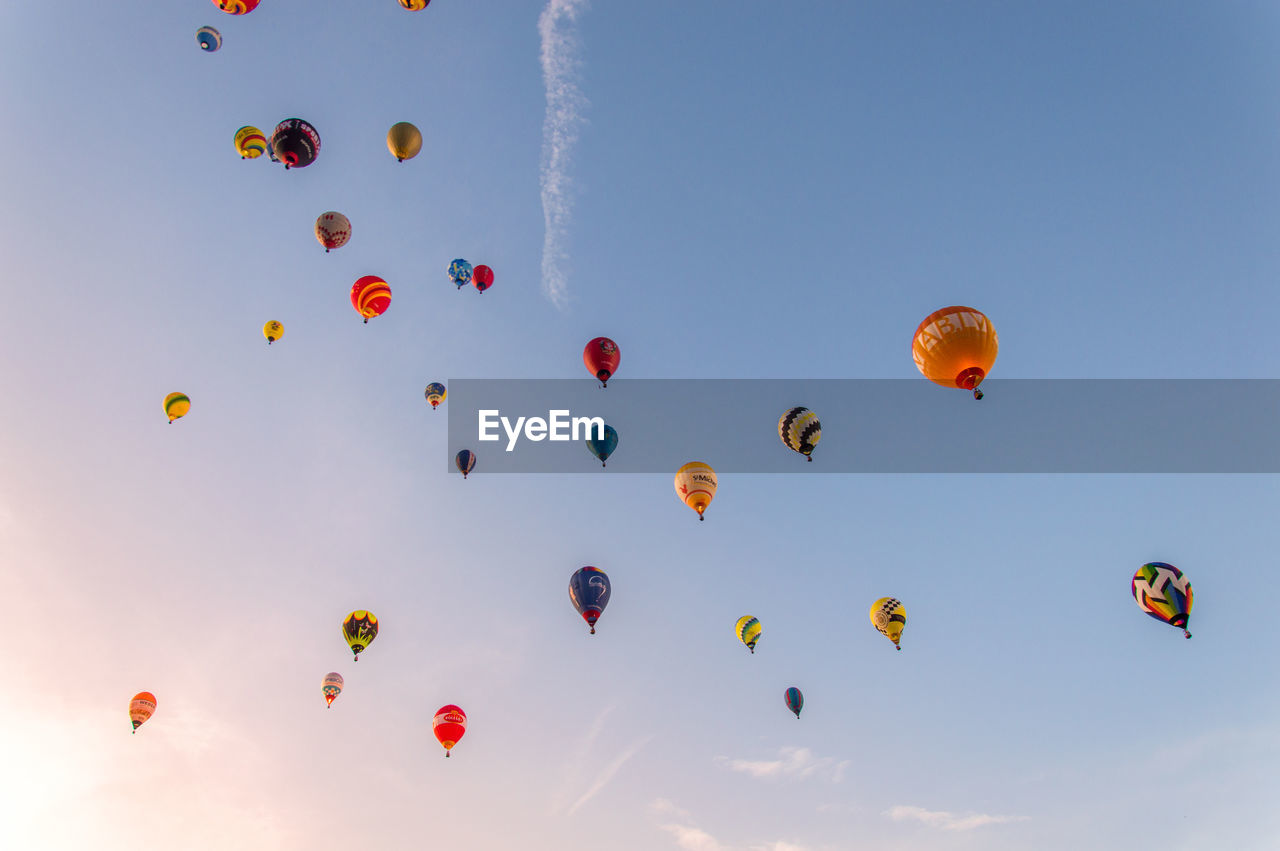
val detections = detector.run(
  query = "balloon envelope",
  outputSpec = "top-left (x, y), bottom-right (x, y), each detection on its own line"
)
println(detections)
top-left (400, 0), bottom-right (431, 8)
top-left (387, 122), bottom-right (423, 162)
top-left (912, 306), bottom-right (998, 399)
top-left (425, 383), bottom-right (447, 410)
top-left (870, 597), bottom-right (906, 649)
top-left (472, 265), bottom-right (494, 293)
top-left (569, 566), bottom-right (611, 634)
top-left (785, 687), bottom-right (803, 718)
top-left (674, 462), bottom-right (716, 519)
top-left (343, 611), bottom-right (378, 660)
top-left (263, 321), bottom-right (283, 344)
top-left (351, 276), bottom-right (391, 321)
top-left (234, 126), bottom-right (266, 159)
top-left (196, 26), bottom-right (222, 51)
top-left (129, 692), bottom-right (156, 732)
top-left (164, 392), bottom-right (190, 423)
top-left (586, 424), bottom-right (618, 467)
top-left (583, 337), bottom-right (621, 386)
top-left (315, 212), bottom-right (351, 252)
top-left (778, 407), bottom-right (821, 461)
top-left (322, 672), bottom-right (344, 708)
top-left (1132, 562), bottom-right (1193, 637)
top-left (433, 704), bottom-right (467, 756)
top-left (448, 259), bottom-right (473, 290)
top-left (270, 118), bottom-right (321, 169)
top-left (735, 616), bottom-right (761, 653)
top-left (214, 0), bottom-right (260, 13)
top-left (455, 450), bottom-right (476, 478)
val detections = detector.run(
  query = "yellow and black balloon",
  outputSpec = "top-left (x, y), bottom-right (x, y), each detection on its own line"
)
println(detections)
top-left (778, 407), bottom-right (821, 461)
top-left (343, 610), bottom-right (379, 661)
top-left (869, 597), bottom-right (906, 650)
top-left (735, 615), bottom-right (761, 654)
top-left (263, 321), bottom-right (283, 344)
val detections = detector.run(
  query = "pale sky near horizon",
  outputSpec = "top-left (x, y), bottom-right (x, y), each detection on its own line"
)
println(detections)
top-left (1, 2), bottom-right (1279, 850)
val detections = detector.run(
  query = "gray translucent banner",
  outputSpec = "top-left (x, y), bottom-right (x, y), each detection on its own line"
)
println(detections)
top-left (443, 379), bottom-right (1280, 473)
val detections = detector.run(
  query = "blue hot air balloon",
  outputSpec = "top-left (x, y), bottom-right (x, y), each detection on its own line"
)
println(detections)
top-left (585, 424), bottom-right (618, 467)
top-left (455, 450), bottom-right (476, 479)
top-left (448, 259), bottom-right (473, 290)
top-left (196, 26), bottom-right (222, 52)
top-left (568, 566), bottom-right (611, 634)
top-left (785, 687), bottom-right (804, 719)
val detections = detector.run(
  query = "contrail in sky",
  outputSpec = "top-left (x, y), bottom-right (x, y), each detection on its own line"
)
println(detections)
top-left (538, 0), bottom-right (590, 309)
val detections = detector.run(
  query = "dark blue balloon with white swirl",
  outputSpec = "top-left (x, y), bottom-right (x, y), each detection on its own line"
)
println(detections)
top-left (455, 449), bottom-right (475, 478)
top-left (586, 424), bottom-right (618, 467)
top-left (569, 566), bottom-right (611, 634)
top-left (196, 26), bottom-right (222, 52)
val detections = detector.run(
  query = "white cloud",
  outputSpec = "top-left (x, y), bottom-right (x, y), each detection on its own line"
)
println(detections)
top-left (717, 747), bottom-right (848, 782)
top-left (538, 0), bottom-right (590, 309)
top-left (652, 799), bottom-right (814, 851)
top-left (885, 805), bottom-right (1028, 831)
top-left (660, 823), bottom-right (728, 851)
top-left (566, 735), bottom-right (651, 815)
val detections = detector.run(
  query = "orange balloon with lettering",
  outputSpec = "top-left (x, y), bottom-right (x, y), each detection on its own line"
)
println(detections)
top-left (911, 306), bottom-right (998, 400)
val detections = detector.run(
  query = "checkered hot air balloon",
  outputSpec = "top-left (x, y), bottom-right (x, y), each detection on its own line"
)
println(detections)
top-left (321, 673), bottom-right (343, 708)
top-left (1132, 562), bottom-right (1193, 638)
top-left (870, 597), bottom-right (906, 650)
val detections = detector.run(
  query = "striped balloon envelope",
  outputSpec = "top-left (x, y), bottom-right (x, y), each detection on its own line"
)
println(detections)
top-left (433, 705), bottom-right (467, 757)
top-left (234, 126), bottom-right (266, 159)
top-left (196, 26), bottom-right (222, 52)
top-left (778, 407), bottom-right (821, 461)
top-left (785, 687), bottom-right (803, 719)
top-left (735, 615), bottom-right (761, 654)
top-left (1132, 562), bottom-right (1193, 638)
top-left (350, 276), bottom-right (391, 323)
top-left (164, 392), bottom-right (190, 423)
top-left (455, 450), bottom-right (476, 479)
top-left (870, 597), bottom-right (906, 650)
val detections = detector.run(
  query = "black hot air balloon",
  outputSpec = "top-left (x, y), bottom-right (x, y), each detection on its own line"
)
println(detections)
top-left (270, 119), bottom-right (321, 169)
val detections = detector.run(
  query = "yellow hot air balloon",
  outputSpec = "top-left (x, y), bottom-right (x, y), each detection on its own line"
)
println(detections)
top-left (399, 0), bottom-right (431, 10)
top-left (674, 462), bottom-right (717, 521)
top-left (234, 125), bottom-right (267, 159)
top-left (387, 122), bottom-right (423, 162)
top-left (870, 597), bottom-right (906, 650)
top-left (263, 321), bottom-right (283, 344)
top-left (735, 616), bottom-right (761, 654)
top-left (164, 392), bottom-right (190, 423)
top-left (912, 306), bottom-right (998, 400)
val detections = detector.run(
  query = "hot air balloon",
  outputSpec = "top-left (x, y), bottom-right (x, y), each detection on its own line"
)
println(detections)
top-left (456, 450), bottom-right (475, 478)
top-left (674, 462), bottom-right (716, 520)
top-left (583, 337), bottom-right (620, 387)
top-left (568, 566), bottom-right (611, 634)
top-left (1132, 562), bottom-right (1193, 638)
top-left (785, 687), bottom-right (803, 719)
top-left (448, 259), bottom-right (473, 290)
top-left (164, 392), bottom-right (190, 423)
top-left (129, 692), bottom-right (156, 733)
top-left (586, 424), bottom-right (618, 467)
top-left (315, 212), bottom-right (351, 252)
top-left (214, 0), bottom-right (259, 13)
top-left (351, 276), bottom-right (391, 323)
top-left (196, 26), bottom-right (222, 51)
top-left (263, 320), bottom-right (283, 344)
top-left (270, 118), bottom-right (321, 169)
top-left (425, 383), bottom-right (447, 410)
top-left (912, 306), bottom-right (998, 400)
top-left (433, 705), bottom-right (466, 757)
top-left (399, 0), bottom-right (431, 9)
top-left (343, 611), bottom-right (378, 661)
top-left (870, 597), bottom-right (906, 650)
top-left (778, 407), bottom-right (821, 462)
top-left (735, 616), bottom-right (761, 654)
top-left (234, 126), bottom-right (266, 159)
top-left (266, 140), bottom-right (279, 163)
top-left (322, 672), bottom-right (344, 708)
top-left (387, 122), bottom-right (423, 162)
top-left (472, 265), bottom-right (494, 293)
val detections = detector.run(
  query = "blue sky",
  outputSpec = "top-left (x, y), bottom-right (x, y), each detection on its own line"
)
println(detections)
top-left (0, 2), bottom-right (1278, 849)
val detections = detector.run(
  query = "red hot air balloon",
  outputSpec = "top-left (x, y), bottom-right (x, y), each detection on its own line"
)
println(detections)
top-left (583, 337), bottom-right (620, 388)
top-left (472, 265), bottom-right (494, 293)
top-left (214, 0), bottom-right (260, 13)
top-left (351, 276), bottom-right (391, 323)
top-left (433, 704), bottom-right (467, 757)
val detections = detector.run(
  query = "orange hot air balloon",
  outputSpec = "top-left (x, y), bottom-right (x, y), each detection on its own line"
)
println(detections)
top-left (433, 704), bottom-right (467, 757)
top-left (129, 692), bottom-right (156, 733)
top-left (911, 306), bottom-right (998, 400)
top-left (351, 276), bottom-right (391, 323)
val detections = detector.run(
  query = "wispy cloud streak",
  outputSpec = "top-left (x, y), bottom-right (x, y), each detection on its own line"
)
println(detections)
top-left (538, 0), bottom-right (590, 308)
top-left (566, 735), bottom-right (651, 815)
top-left (717, 747), bottom-right (849, 782)
top-left (886, 805), bottom-right (1028, 831)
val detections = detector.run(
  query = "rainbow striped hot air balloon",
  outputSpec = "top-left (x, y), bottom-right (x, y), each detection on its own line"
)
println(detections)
top-left (234, 126), bottom-right (266, 159)
top-left (164, 392), bottom-right (190, 423)
top-left (785, 687), bottom-right (803, 719)
top-left (350, 276), bottom-right (391, 323)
